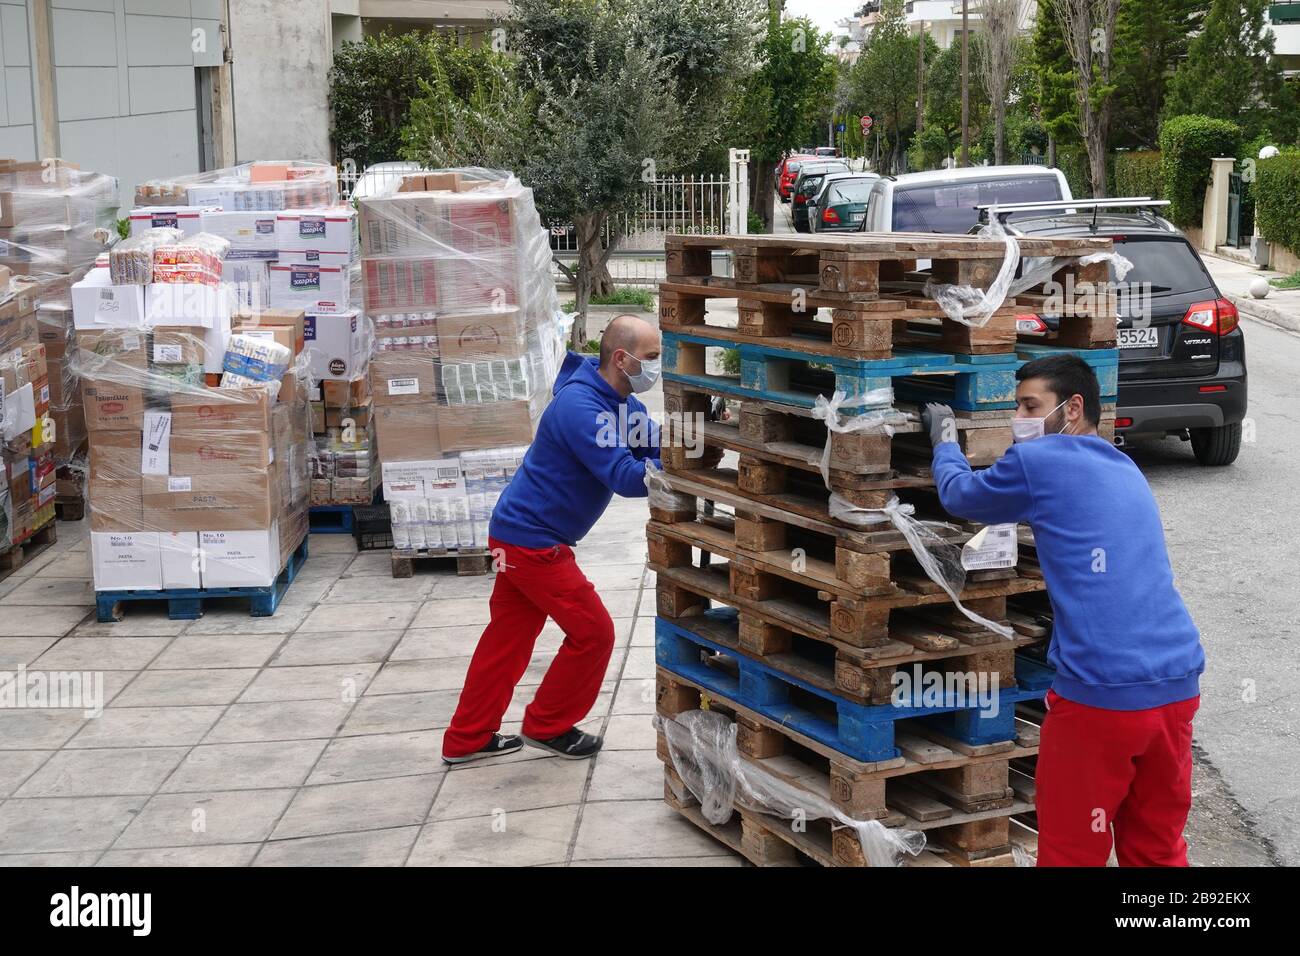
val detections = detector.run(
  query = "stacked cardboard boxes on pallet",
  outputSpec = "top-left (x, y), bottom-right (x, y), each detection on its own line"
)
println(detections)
top-left (358, 170), bottom-right (564, 575)
top-left (70, 231), bottom-right (311, 604)
top-left (132, 161), bottom-right (371, 510)
top-left (0, 159), bottom-right (120, 515)
top-left (648, 232), bottom-right (1121, 866)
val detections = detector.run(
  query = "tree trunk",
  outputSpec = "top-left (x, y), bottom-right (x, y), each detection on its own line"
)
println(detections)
top-left (995, 109), bottom-right (1006, 166)
top-left (752, 159), bottom-right (777, 231)
top-left (1086, 128), bottom-right (1107, 198)
top-left (571, 213), bottom-right (600, 349)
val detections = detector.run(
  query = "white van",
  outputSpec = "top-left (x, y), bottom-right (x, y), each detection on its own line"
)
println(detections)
top-left (860, 165), bottom-right (1073, 234)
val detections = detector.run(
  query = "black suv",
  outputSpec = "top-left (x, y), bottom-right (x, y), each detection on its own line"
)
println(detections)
top-left (1001, 209), bottom-right (1246, 465)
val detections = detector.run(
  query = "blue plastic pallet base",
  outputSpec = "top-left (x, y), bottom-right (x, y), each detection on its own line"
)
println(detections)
top-left (656, 609), bottom-right (1051, 763)
top-left (309, 505), bottom-right (355, 534)
top-left (94, 534), bottom-right (310, 623)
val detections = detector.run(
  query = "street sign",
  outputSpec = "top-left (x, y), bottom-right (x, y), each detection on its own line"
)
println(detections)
top-left (835, 123), bottom-right (846, 133)
top-left (860, 115), bottom-right (873, 132)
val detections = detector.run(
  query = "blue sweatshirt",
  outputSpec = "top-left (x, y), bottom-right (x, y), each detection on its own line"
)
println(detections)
top-left (932, 434), bottom-right (1203, 710)
top-left (489, 353), bottom-right (661, 548)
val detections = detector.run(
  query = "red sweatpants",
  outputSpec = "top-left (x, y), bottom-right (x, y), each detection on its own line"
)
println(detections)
top-left (441, 537), bottom-right (616, 758)
top-left (1035, 688), bottom-right (1199, 867)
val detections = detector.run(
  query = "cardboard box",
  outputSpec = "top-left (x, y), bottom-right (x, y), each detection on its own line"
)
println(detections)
top-left (128, 206), bottom-right (212, 236)
top-left (199, 527), bottom-right (280, 587)
top-left (0, 159), bottom-right (80, 190)
top-left (437, 400), bottom-right (539, 453)
top-left (169, 432), bottom-right (272, 476)
top-left (1, 382), bottom-right (36, 441)
top-left (275, 207), bottom-right (355, 256)
top-left (310, 401), bottom-right (324, 433)
top-left (325, 399), bottom-right (371, 430)
top-left (233, 308), bottom-right (305, 353)
top-left (267, 259), bottom-right (350, 314)
top-left (142, 473), bottom-right (273, 531)
top-left (75, 327), bottom-right (148, 367)
top-left (369, 351), bottom-right (437, 407)
top-left (200, 209), bottom-right (279, 259)
top-left (303, 310), bottom-right (365, 381)
top-left (322, 376), bottom-right (369, 409)
top-left (150, 327), bottom-right (207, 366)
top-left (170, 387), bottom-right (271, 434)
top-left (159, 531), bottom-right (202, 589)
top-left (375, 404), bottom-right (441, 462)
top-left (81, 382), bottom-right (146, 432)
top-left (70, 269), bottom-right (148, 330)
top-left (90, 531), bottom-right (162, 591)
top-left (360, 257), bottom-right (439, 312)
top-left (231, 321), bottom-right (296, 357)
top-left (437, 307), bottom-right (528, 362)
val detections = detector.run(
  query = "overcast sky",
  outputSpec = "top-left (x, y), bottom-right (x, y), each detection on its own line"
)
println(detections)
top-left (783, 0), bottom-right (857, 36)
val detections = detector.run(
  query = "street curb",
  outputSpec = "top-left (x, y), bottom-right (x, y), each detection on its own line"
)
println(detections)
top-left (1230, 294), bottom-right (1300, 335)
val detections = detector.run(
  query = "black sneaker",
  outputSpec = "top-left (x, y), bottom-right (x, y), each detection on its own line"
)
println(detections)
top-left (521, 728), bottom-right (603, 760)
top-left (442, 733), bottom-right (524, 765)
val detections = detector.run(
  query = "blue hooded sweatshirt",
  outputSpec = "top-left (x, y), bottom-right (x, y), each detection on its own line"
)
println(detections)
top-left (489, 353), bottom-right (661, 548)
top-left (932, 434), bottom-right (1203, 711)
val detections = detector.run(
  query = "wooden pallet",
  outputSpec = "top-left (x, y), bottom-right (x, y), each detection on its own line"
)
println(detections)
top-left (308, 505), bottom-right (355, 534)
top-left (663, 232), bottom-right (1119, 355)
top-left (95, 533), bottom-right (310, 622)
top-left (655, 603), bottom-right (1047, 706)
top-left (391, 547), bottom-right (493, 579)
top-left (656, 667), bottom-right (1043, 865)
top-left (0, 517), bottom-right (57, 584)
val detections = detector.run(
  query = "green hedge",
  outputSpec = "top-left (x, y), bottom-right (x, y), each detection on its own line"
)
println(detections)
top-left (1114, 151), bottom-right (1162, 199)
top-left (1254, 150), bottom-right (1300, 253)
top-left (1158, 115), bottom-right (1242, 228)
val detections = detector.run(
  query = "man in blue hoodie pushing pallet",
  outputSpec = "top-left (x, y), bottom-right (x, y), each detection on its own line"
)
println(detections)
top-left (442, 315), bottom-right (663, 764)
top-left (923, 353), bottom-right (1205, 867)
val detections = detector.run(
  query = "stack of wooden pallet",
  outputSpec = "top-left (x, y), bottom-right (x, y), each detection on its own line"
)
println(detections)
top-left (649, 232), bottom-right (1119, 867)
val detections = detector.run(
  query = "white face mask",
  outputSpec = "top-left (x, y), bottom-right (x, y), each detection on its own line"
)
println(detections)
top-left (1012, 398), bottom-right (1072, 443)
top-left (621, 352), bottom-right (661, 393)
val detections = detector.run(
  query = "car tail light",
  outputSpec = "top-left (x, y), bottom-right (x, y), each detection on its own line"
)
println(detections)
top-left (1016, 313), bottom-right (1048, 334)
top-left (823, 207), bottom-right (840, 224)
top-left (1182, 298), bottom-right (1238, 335)
top-left (1199, 385), bottom-right (1227, 393)
top-left (1115, 417), bottom-right (1133, 428)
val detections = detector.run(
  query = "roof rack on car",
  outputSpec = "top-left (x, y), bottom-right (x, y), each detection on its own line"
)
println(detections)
top-left (975, 198), bottom-right (1170, 231)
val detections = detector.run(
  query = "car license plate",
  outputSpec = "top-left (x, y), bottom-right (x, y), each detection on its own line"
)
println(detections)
top-left (850, 211), bottom-right (863, 222)
top-left (1118, 327), bottom-right (1158, 349)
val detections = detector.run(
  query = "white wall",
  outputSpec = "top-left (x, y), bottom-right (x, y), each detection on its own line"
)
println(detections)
top-left (0, 0), bottom-right (37, 160)
top-left (229, 0), bottom-right (331, 163)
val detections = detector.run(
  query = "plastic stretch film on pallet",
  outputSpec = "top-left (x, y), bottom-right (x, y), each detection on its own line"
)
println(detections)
top-left (656, 709), bottom-right (927, 867)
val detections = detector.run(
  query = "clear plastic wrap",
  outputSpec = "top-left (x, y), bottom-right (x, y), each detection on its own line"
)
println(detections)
top-left (809, 387), bottom-right (904, 485)
top-left (110, 229), bottom-right (184, 285)
top-left (657, 709), bottom-right (927, 866)
top-left (360, 168), bottom-right (566, 554)
top-left (134, 161), bottom-right (338, 210)
top-left (68, 309), bottom-right (313, 591)
top-left (923, 214), bottom-right (1134, 327)
top-left (0, 167), bottom-right (118, 276)
top-left (829, 492), bottom-right (1015, 639)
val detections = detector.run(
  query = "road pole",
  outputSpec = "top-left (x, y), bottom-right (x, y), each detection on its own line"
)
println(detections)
top-left (960, 0), bottom-right (969, 168)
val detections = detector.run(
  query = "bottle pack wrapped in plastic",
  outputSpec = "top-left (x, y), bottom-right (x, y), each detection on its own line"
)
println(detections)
top-left (361, 168), bottom-right (565, 473)
top-left (134, 161), bottom-right (338, 211)
top-left (68, 301), bottom-right (314, 593)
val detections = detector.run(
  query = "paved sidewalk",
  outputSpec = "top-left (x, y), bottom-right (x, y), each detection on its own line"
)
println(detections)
top-left (1201, 252), bottom-right (1300, 335)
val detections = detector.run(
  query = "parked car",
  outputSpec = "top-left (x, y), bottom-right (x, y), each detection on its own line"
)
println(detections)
top-left (778, 154), bottom-right (817, 202)
top-left (814, 146), bottom-right (840, 158)
top-left (809, 173), bottom-right (880, 233)
top-left (1002, 204), bottom-right (1247, 465)
top-left (858, 165), bottom-right (1073, 234)
top-left (791, 161), bottom-right (851, 232)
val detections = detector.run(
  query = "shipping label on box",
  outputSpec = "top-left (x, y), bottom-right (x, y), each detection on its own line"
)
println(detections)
top-left (90, 531), bottom-right (163, 591)
top-left (369, 352), bottom-right (437, 407)
top-left (140, 411), bottom-right (172, 476)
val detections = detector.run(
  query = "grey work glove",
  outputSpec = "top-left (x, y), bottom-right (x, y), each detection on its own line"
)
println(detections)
top-left (922, 402), bottom-right (957, 447)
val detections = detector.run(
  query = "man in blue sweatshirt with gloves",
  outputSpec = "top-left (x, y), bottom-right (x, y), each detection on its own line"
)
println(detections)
top-left (442, 315), bottom-right (662, 764)
top-left (923, 353), bottom-right (1205, 867)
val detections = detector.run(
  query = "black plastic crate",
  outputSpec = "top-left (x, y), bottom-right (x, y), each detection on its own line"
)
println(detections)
top-left (353, 504), bottom-right (393, 552)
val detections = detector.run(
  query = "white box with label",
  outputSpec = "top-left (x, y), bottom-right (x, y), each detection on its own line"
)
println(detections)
top-left (128, 206), bottom-right (215, 237)
top-left (71, 268), bottom-right (148, 330)
top-left (160, 531), bottom-right (202, 589)
top-left (304, 310), bottom-right (365, 381)
top-left (199, 527), bottom-right (280, 588)
top-left (381, 458), bottom-right (464, 500)
top-left (91, 532), bottom-right (163, 591)
top-left (144, 281), bottom-right (231, 330)
top-left (222, 258), bottom-right (270, 312)
top-left (201, 209), bottom-right (279, 259)
top-left (267, 259), bottom-right (350, 314)
top-left (275, 207), bottom-right (355, 255)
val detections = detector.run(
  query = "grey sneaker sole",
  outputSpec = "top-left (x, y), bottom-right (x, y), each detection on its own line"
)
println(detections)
top-left (520, 734), bottom-right (602, 760)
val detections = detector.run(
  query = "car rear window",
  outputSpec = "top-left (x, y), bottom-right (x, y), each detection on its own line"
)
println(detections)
top-left (800, 175), bottom-right (825, 195)
top-left (1112, 237), bottom-right (1215, 294)
top-left (892, 176), bottom-right (1063, 233)
top-left (831, 180), bottom-right (874, 202)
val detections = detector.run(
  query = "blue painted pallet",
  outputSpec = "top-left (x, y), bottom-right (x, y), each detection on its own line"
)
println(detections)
top-left (657, 612), bottom-right (1052, 763)
top-left (664, 331), bottom-right (1118, 411)
top-left (94, 534), bottom-right (310, 623)
top-left (309, 505), bottom-right (355, 534)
